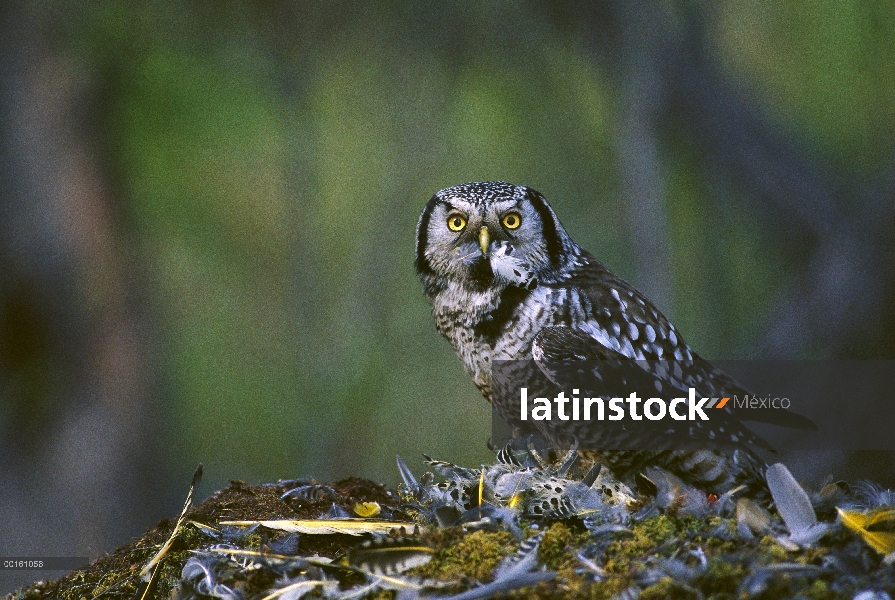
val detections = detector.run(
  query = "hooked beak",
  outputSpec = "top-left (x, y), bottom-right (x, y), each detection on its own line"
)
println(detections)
top-left (478, 226), bottom-right (490, 255)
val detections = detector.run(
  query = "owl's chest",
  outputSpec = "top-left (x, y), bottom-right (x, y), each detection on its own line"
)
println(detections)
top-left (432, 285), bottom-right (572, 399)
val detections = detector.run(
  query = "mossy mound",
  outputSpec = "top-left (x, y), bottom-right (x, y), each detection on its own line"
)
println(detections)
top-left (5, 477), bottom-right (398, 600)
top-left (5, 465), bottom-right (895, 600)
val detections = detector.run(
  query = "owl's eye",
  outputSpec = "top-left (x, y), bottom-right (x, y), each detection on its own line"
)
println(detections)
top-left (447, 215), bottom-right (467, 232)
top-left (502, 213), bottom-right (522, 229)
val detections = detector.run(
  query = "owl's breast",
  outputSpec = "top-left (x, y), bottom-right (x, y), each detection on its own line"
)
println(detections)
top-left (432, 284), bottom-right (572, 401)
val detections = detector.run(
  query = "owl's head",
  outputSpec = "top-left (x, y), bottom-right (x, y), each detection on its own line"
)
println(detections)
top-left (416, 181), bottom-right (577, 292)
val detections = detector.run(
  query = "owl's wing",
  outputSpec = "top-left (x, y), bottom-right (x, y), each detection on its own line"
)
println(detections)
top-left (531, 324), bottom-right (774, 449)
top-left (555, 253), bottom-right (817, 432)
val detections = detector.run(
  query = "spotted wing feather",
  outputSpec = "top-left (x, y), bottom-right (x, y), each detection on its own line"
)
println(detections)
top-left (558, 254), bottom-right (817, 431)
top-left (532, 325), bottom-right (773, 450)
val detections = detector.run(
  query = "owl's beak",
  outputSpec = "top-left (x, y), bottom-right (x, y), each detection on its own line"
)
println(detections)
top-left (478, 226), bottom-right (490, 255)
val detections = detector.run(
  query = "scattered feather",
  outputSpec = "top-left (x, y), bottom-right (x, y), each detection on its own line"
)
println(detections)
top-left (220, 522), bottom-right (260, 541)
top-left (593, 466), bottom-right (637, 507)
top-left (838, 507), bottom-right (895, 555)
top-left (552, 437), bottom-right (579, 478)
top-left (611, 585), bottom-right (641, 600)
top-left (766, 463), bottom-right (828, 546)
top-left (774, 536), bottom-right (801, 552)
top-left (493, 470), bottom-right (535, 503)
top-left (582, 523), bottom-right (633, 538)
top-left (852, 481), bottom-right (895, 510)
top-left (738, 563), bottom-right (822, 597)
top-left (494, 532), bottom-right (542, 577)
top-left (581, 462), bottom-right (601, 488)
top-left (810, 479), bottom-right (850, 513)
top-left (258, 579), bottom-right (332, 600)
top-left (853, 591), bottom-right (893, 600)
top-left (643, 466), bottom-right (709, 516)
top-left (495, 442), bottom-right (528, 467)
top-left (396, 455), bottom-right (421, 496)
top-left (635, 472), bottom-right (657, 497)
top-left (714, 484), bottom-right (746, 516)
top-left (657, 547), bottom-right (707, 582)
top-left (261, 477), bottom-right (315, 488)
top-left (438, 533), bottom-right (554, 600)
top-left (281, 484), bottom-right (336, 502)
top-left (206, 544), bottom-right (264, 570)
top-left (338, 573), bottom-right (456, 600)
top-left (265, 533), bottom-right (301, 555)
top-left (423, 455), bottom-right (480, 482)
top-left (477, 469), bottom-right (485, 507)
top-left (433, 505), bottom-right (462, 528)
top-left (630, 504), bottom-right (660, 522)
top-left (525, 437), bottom-right (552, 470)
top-left (632, 566), bottom-right (665, 587)
top-left (459, 504), bottom-right (523, 538)
top-left (575, 552), bottom-right (607, 581)
top-left (320, 503), bottom-right (352, 520)
top-left (736, 498), bottom-right (772, 539)
top-left (201, 546), bottom-right (332, 573)
top-left (345, 538), bottom-right (433, 575)
top-left (181, 555), bottom-right (241, 600)
top-left (523, 476), bottom-right (578, 519)
top-left (187, 520), bottom-right (222, 539)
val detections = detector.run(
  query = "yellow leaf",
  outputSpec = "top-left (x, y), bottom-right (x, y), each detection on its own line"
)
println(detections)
top-left (354, 501), bottom-right (381, 517)
top-left (219, 519), bottom-right (422, 536)
top-left (838, 507), bottom-right (895, 554)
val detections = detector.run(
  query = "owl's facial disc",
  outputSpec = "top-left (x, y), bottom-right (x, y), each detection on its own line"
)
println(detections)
top-left (416, 182), bottom-right (575, 290)
top-left (428, 200), bottom-right (536, 288)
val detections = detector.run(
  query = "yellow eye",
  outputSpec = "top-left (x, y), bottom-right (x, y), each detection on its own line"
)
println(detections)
top-left (447, 215), bottom-right (467, 232)
top-left (502, 212), bottom-right (521, 229)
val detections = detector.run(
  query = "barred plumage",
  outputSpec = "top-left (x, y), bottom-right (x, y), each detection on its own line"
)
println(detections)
top-left (416, 181), bottom-right (815, 494)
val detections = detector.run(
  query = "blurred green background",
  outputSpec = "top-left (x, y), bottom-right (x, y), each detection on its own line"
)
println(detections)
top-left (1, 1), bottom-right (893, 591)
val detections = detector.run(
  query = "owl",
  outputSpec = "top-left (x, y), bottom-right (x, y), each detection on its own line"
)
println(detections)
top-left (415, 181), bottom-right (816, 494)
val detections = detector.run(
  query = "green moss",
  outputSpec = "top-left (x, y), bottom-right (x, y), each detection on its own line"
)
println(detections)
top-left (806, 579), bottom-right (834, 600)
top-left (698, 559), bottom-right (747, 598)
top-left (640, 577), bottom-right (700, 600)
top-left (796, 545), bottom-right (828, 565)
top-left (362, 590), bottom-right (396, 600)
top-left (759, 536), bottom-right (792, 561)
top-left (512, 573), bottom-right (632, 600)
top-left (603, 514), bottom-right (697, 571)
top-left (74, 568), bottom-right (126, 600)
top-left (530, 522), bottom-right (629, 600)
top-left (410, 530), bottom-right (515, 581)
top-left (539, 522), bottom-right (590, 570)
top-left (589, 575), bottom-right (636, 600)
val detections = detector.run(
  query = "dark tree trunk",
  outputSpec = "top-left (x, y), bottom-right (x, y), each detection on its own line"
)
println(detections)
top-left (0, 2), bottom-right (164, 592)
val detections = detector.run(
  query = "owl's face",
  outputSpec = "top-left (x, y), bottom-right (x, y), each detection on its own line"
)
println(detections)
top-left (416, 181), bottom-right (576, 291)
